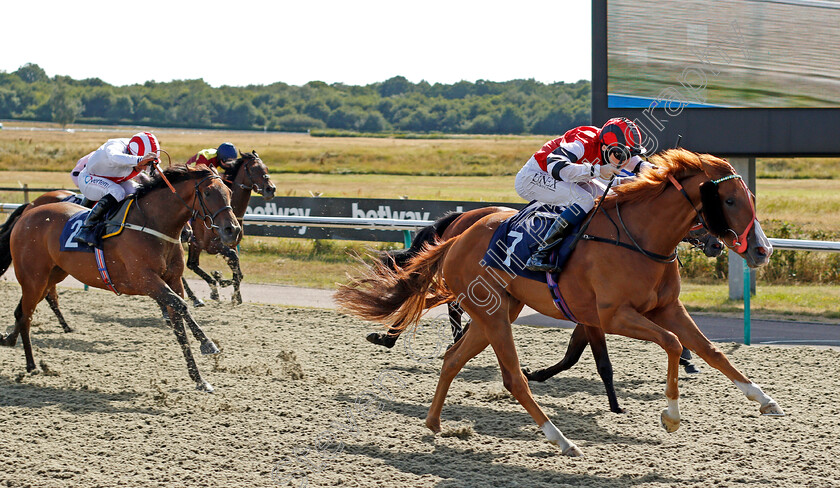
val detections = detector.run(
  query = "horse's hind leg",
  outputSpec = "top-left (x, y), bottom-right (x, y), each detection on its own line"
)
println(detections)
top-left (425, 319), bottom-right (489, 433)
top-left (45, 287), bottom-right (72, 333)
top-left (652, 303), bottom-right (784, 417)
top-left (482, 313), bottom-right (582, 456)
top-left (585, 325), bottom-right (624, 414)
top-left (220, 246), bottom-right (243, 305)
top-left (523, 323), bottom-right (589, 382)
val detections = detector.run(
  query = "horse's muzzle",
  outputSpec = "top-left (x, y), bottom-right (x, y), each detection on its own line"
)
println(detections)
top-left (219, 221), bottom-right (242, 247)
top-left (262, 185), bottom-right (276, 201)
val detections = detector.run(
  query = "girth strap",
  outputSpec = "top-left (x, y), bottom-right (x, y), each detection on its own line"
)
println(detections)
top-left (94, 247), bottom-right (120, 295)
top-left (122, 223), bottom-right (181, 244)
top-left (546, 271), bottom-right (578, 323)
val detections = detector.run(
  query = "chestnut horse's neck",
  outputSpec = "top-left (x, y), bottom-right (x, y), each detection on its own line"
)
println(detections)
top-left (604, 172), bottom-right (708, 258)
top-left (132, 179), bottom-right (202, 240)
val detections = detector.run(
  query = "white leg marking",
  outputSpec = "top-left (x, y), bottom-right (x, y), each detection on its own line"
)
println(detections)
top-left (541, 420), bottom-right (583, 457)
top-left (734, 381), bottom-right (785, 416)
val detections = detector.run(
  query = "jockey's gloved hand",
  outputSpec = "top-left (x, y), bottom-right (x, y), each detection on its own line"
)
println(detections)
top-left (599, 164), bottom-right (621, 179)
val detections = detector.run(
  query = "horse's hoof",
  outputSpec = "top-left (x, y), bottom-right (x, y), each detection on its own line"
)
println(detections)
top-left (196, 380), bottom-right (215, 393)
top-left (660, 409), bottom-right (680, 433)
top-left (425, 416), bottom-right (441, 433)
top-left (232, 294), bottom-right (242, 306)
top-left (193, 299), bottom-right (206, 308)
top-left (610, 406), bottom-right (626, 414)
top-left (366, 332), bottom-right (396, 349)
top-left (521, 367), bottom-right (545, 382)
top-left (760, 402), bottom-right (785, 417)
top-left (561, 444), bottom-right (584, 457)
top-left (200, 341), bottom-right (220, 355)
top-left (209, 291), bottom-right (220, 301)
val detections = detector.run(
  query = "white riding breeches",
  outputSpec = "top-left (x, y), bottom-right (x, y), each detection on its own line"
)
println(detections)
top-left (77, 167), bottom-right (138, 202)
top-left (515, 157), bottom-right (598, 212)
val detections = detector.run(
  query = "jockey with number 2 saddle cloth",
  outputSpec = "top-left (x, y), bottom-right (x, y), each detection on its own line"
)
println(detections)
top-left (186, 142), bottom-right (238, 171)
top-left (72, 132), bottom-right (161, 246)
top-left (515, 117), bottom-right (653, 272)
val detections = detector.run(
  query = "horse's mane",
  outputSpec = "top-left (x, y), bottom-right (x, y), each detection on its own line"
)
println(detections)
top-left (134, 165), bottom-right (215, 199)
top-left (601, 148), bottom-right (733, 207)
top-left (224, 151), bottom-right (259, 181)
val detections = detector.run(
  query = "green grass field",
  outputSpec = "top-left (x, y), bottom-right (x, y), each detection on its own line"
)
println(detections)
top-left (2, 122), bottom-right (839, 322)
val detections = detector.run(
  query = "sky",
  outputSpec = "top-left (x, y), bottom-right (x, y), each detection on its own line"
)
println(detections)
top-left (3, 0), bottom-right (591, 88)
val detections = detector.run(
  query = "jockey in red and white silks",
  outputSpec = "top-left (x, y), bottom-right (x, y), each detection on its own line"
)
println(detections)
top-left (73, 132), bottom-right (161, 246)
top-left (516, 118), bottom-right (653, 272)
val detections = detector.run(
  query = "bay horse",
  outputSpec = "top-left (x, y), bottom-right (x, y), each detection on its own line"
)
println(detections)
top-left (0, 190), bottom-right (84, 333)
top-left (182, 150), bottom-right (276, 306)
top-left (0, 166), bottom-right (241, 392)
top-left (336, 149), bottom-right (783, 456)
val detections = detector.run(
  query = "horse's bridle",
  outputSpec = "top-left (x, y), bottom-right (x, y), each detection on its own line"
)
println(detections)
top-left (667, 173), bottom-right (756, 254)
top-left (226, 156), bottom-right (271, 195)
top-left (191, 173), bottom-right (234, 230)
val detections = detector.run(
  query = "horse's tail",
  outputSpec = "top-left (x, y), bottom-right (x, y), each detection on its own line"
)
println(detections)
top-left (380, 211), bottom-right (463, 270)
top-left (0, 204), bottom-right (30, 276)
top-left (336, 237), bottom-right (458, 333)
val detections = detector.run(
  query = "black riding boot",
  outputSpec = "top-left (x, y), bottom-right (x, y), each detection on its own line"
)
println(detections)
top-left (679, 347), bottom-right (700, 374)
top-left (73, 194), bottom-right (118, 246)
top-left (525, 216), bottom-right (576, 272)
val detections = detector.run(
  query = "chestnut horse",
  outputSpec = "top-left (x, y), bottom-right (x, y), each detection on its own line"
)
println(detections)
top-left (182, 151), bottom-right (276, 306)
top-left (0, 166), bottom-right (241, 392)
top-left (336, 149), bottom-right (784, 456)
top-left (370, 206), bottom-right (716, 414)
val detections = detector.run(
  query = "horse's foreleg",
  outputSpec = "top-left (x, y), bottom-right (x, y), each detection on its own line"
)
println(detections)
top-left (181, 277), bottom-right (205, 308)
top-left (603, 306), bottom-right (683, 432)
top-left (425, 320), bottom-right (489, 433)
top-left (151, 288), bottom-right (215, 392)
top-left (585, 325), bottom-right (624, 414)
top-left (44, 287), bottom-right (72, 333)
top-left (165, 278), bottom-right (219, 356)
top-left (652, 302), bottom-right (784, 417)
top-left (522, 323), bottom-right (589, 382)
top-left (220, 246), bottom-right (243, 305)
top-left (186, 246), bottom-right (220, 301)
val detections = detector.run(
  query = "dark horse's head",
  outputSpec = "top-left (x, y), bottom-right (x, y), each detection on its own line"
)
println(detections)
top-left (137, 165), bottom-right (242, 246)
top-left (224, 150), bottom-right (276, 201)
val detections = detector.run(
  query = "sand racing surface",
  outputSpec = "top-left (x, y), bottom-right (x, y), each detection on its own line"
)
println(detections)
top-left (0, 282), bottom-right (838, 488)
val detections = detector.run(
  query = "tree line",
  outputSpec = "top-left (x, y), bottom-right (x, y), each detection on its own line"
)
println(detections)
top-left (0, 63), bottom-right (590, 135)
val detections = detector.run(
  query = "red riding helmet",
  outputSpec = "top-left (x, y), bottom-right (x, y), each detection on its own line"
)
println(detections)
top-left (599, 117), bottom-right (646, 163)
top-left (127, 131), bottom-right (160, 158)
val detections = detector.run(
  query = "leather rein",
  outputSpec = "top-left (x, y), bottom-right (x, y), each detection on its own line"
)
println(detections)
top-left (575, 172), bottom-right (753, 263)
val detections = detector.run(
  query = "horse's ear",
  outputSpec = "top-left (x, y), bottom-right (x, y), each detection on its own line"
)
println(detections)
top-left (252, 150), bottom-right (259, 158)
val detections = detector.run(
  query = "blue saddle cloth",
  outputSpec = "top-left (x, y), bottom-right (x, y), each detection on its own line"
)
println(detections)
top-left (59, 211), bottom-right (96, 253)
top-left (58, 198), bottom-right (133, 252)
top-left (480, 201), bottom-right (581, 284)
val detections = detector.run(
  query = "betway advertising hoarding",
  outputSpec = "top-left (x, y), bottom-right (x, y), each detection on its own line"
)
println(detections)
top-left (245, 197), bottom-right (524, 242)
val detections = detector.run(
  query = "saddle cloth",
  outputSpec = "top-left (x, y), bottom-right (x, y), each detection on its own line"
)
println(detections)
top-left (58, 197), bottom-right (135, 252)
top-left (480, 201), bottom-right (581, 284)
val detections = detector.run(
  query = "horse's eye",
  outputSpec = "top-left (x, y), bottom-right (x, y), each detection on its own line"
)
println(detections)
top-left (725, 198), bottom-right (735, 206)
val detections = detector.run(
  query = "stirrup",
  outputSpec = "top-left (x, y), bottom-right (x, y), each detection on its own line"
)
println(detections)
top-left (525, 252), bottom-right (559, 272)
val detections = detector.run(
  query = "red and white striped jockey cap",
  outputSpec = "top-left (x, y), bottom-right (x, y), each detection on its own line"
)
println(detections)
top-left (127, 132), bottom-right (160, 157)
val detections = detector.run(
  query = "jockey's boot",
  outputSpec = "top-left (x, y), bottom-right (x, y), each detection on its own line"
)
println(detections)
top-left (679, 347), bottom-right (700, 374)
top-left (525, 203), bottom-right (587, 272)
top-left (73, 194), bottom-right (118, 246)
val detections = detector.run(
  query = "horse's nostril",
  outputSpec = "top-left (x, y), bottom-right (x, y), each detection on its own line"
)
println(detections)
top-left (756, 246), bottom-right (767, 257)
